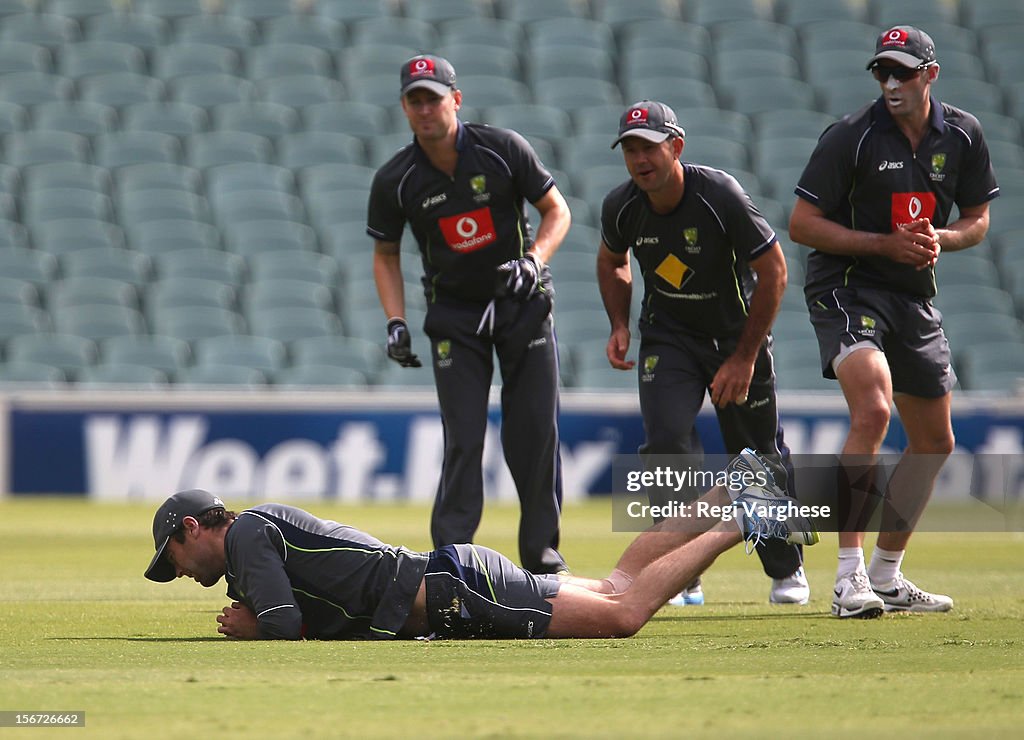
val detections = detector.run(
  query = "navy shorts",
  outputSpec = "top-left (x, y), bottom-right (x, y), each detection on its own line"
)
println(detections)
top-left (424, 544), bottom-right (561, 639)
top-left (807, 286), bottom-right (956, 397)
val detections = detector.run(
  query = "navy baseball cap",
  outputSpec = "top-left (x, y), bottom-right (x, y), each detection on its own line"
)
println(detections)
top-left (400, 54), bottom-right (457, 97)
top-left (611, 100), bottom-right (686, 149)
top-left (866, 26), bottom-right (937, 69)
top-left (145, 489), bottom-right (225, 582)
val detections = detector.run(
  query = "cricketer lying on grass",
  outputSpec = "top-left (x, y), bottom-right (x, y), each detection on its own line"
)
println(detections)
top-left (146, 449), bottom-right (818, 640)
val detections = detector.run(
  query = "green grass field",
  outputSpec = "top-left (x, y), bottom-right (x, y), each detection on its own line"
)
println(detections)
top-left (2, 498), bottom-right (1022, 739)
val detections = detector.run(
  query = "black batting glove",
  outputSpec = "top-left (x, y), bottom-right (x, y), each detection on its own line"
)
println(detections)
top-left (385, 317), bottom-right (421, 367)
top-left (496, 252), bottom-right (542, 301)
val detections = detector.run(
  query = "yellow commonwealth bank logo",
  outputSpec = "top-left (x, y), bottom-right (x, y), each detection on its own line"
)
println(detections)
top-left (654, 254), bottom-right (692, 289)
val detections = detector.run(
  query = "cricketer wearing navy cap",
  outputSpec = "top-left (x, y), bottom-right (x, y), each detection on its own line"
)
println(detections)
top-left (142, 452), bottom-right (819, 641)
top-left (598, 99), bottom-right (809, 608)
top-left (791, 23), bottom-right (998, 618)
top-left (145, 489), bottom-right (226, 583)
top-left (865, 25), bottom-right (936, 70)
top-left (367, 51), bottom-right (573, 577)
top-left (610, 100), bottom-right (686, 149)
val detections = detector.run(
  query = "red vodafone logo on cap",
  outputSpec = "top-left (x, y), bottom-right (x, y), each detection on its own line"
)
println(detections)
top-left (891, 192), bottom-right (936, 231)
top-left (626, 107), bottom-right (649, 127)
top-left (410, 58), bottom-right (436, 77)
top-left (882, 28), bottom-right (909, 47)
top-left (439, 207), bottom-right (497, 252)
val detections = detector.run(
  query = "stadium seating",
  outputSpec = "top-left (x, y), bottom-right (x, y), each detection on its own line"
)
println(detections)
top-left (780, 0), bottom-right (866, 27)
top-left (262, 14), bottom-right (344, 51)
top-left (33, 101), bottom-right (117, 136)
top-left (0, 39), bottom-right (50, 76)
top-left (176, 364), bottom-right (267, 388)
top-left (84, 13), bottom-right (168, 51)
top-left (192, 335), bottom-right (288, 377)
top-left (274, 364), bottom-right (370, 388)
top-left (0, 361), bottom-right (66, 387)
top-left (102, 334), bottom-right (192, 377)
top-left (6, 334), bottom-right (98, 381)
top-left (212, 101), bottom-right (298, 137)
top-left (0, 2), bottom-right (1016, 392)
top-left (77, 363), bottom-right (168, 388)
top-left (405, 0), bottom-right (486, 25)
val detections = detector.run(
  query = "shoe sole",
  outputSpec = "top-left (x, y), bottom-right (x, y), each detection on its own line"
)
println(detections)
top-left (770, 596), bottom-right (810, 605)
top-left (881, 602), bottom-right (954, 613)
top-left (787, 530), bottom-right (820, 546)
top-left (832, 602), bottom-right (884, 619)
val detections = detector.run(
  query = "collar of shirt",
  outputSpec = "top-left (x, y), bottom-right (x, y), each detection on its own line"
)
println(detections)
top-left (872, 94), bottom-right (946, 135)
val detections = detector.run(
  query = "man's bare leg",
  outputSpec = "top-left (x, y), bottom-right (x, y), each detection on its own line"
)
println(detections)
top-left (559, 486), bottom-right (737, 594)
top-left (861, 392), bottom-right (955, 612)
top-left (546, 522), bottom-right (742, 638)
top-left (831, 347), bottom-right (891, 618)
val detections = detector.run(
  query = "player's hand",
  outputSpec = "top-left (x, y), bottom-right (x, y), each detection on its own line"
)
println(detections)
top-left (886, 219), bottom-right (939, 269)
top-left (710, 354), bottom-right (755, 408)
top-left (606, 327), bottom-right (635, 370)
top-left (903, 218), bottom-right (941, 269)
top-left (496, 252), bottom-right (541, 301)
top-left (217, 602), bottom-right (260, 640)
top-left (385, 318), bottom-right (421, 367)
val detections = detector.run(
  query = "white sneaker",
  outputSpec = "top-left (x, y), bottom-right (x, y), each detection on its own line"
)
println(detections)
top-left (831, 572), bottom-right (884, 619)
top-left (770, 567), bottom-right (810, 604)
top-left (667, 580), bottom-right (704, 606)
top-left (872, 573), bottom-right (953, 613)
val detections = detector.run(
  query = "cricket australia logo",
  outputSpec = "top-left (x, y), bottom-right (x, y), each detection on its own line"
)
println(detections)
top-left (684, 227), bottom-right (700, 254)
top-left (859, 315), bottom-right (876, 337)
top-left (436, 340), bottom-right (453, 368)
top-left (641, 354), bottom-right (658, 383)
top-left (470, 174), bottom-right (490, 203)
top-left (930, 153), bottom-right (947, 182)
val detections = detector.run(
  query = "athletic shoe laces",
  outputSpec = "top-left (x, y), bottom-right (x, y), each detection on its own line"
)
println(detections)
top-left (739, 507), bottom-right (789, 554)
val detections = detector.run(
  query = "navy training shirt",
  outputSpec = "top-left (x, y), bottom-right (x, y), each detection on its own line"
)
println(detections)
top-left (795, 96), bottom-right (999, 299)
top-left (601, 162), bottom-right (777, 338)
top-left (367, 121), bottom-right (555, 303)
top-left (224, 504), bottom-right (428, 640)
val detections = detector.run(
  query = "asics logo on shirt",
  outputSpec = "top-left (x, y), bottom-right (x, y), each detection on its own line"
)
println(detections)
top-left (422, 193), bottom-right (447, 209)
top-left (878, 160), bottom-right (904, 170)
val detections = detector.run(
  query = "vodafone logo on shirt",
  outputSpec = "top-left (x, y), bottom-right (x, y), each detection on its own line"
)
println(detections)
top-left (438, 207), bottom-right (497, 252)
top-left (891, 192), bottom-right (936, 231)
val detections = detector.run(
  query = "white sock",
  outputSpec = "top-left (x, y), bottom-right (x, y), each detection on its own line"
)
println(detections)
top-left (836, 547), bottom-right (865, 580)
top-left (868, 547), bottom-right (905, 588)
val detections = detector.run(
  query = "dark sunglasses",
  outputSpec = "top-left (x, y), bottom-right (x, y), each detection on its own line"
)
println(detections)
top-left (870, 63), bottom-right (931, 82)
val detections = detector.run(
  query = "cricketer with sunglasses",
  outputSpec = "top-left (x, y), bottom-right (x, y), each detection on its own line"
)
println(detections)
top-left (789, 26), bottom-right (999, 619)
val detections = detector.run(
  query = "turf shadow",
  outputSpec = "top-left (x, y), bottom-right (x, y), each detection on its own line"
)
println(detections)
top-left (47, 636), bottom-right (226, 642)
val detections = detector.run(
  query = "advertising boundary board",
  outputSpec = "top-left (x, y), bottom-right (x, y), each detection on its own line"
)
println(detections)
top-left (2, 389), bottom-right (1023, 503)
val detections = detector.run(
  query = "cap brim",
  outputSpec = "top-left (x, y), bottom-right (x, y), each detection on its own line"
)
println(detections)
top-left (401, 80), bottom-right (454, 97)
top-left (144, 536), bottom-right (175, 583)
top-left (611, 129), bottom-right (672, 149)
top-left (866, 50), bottom-right (924, 69)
